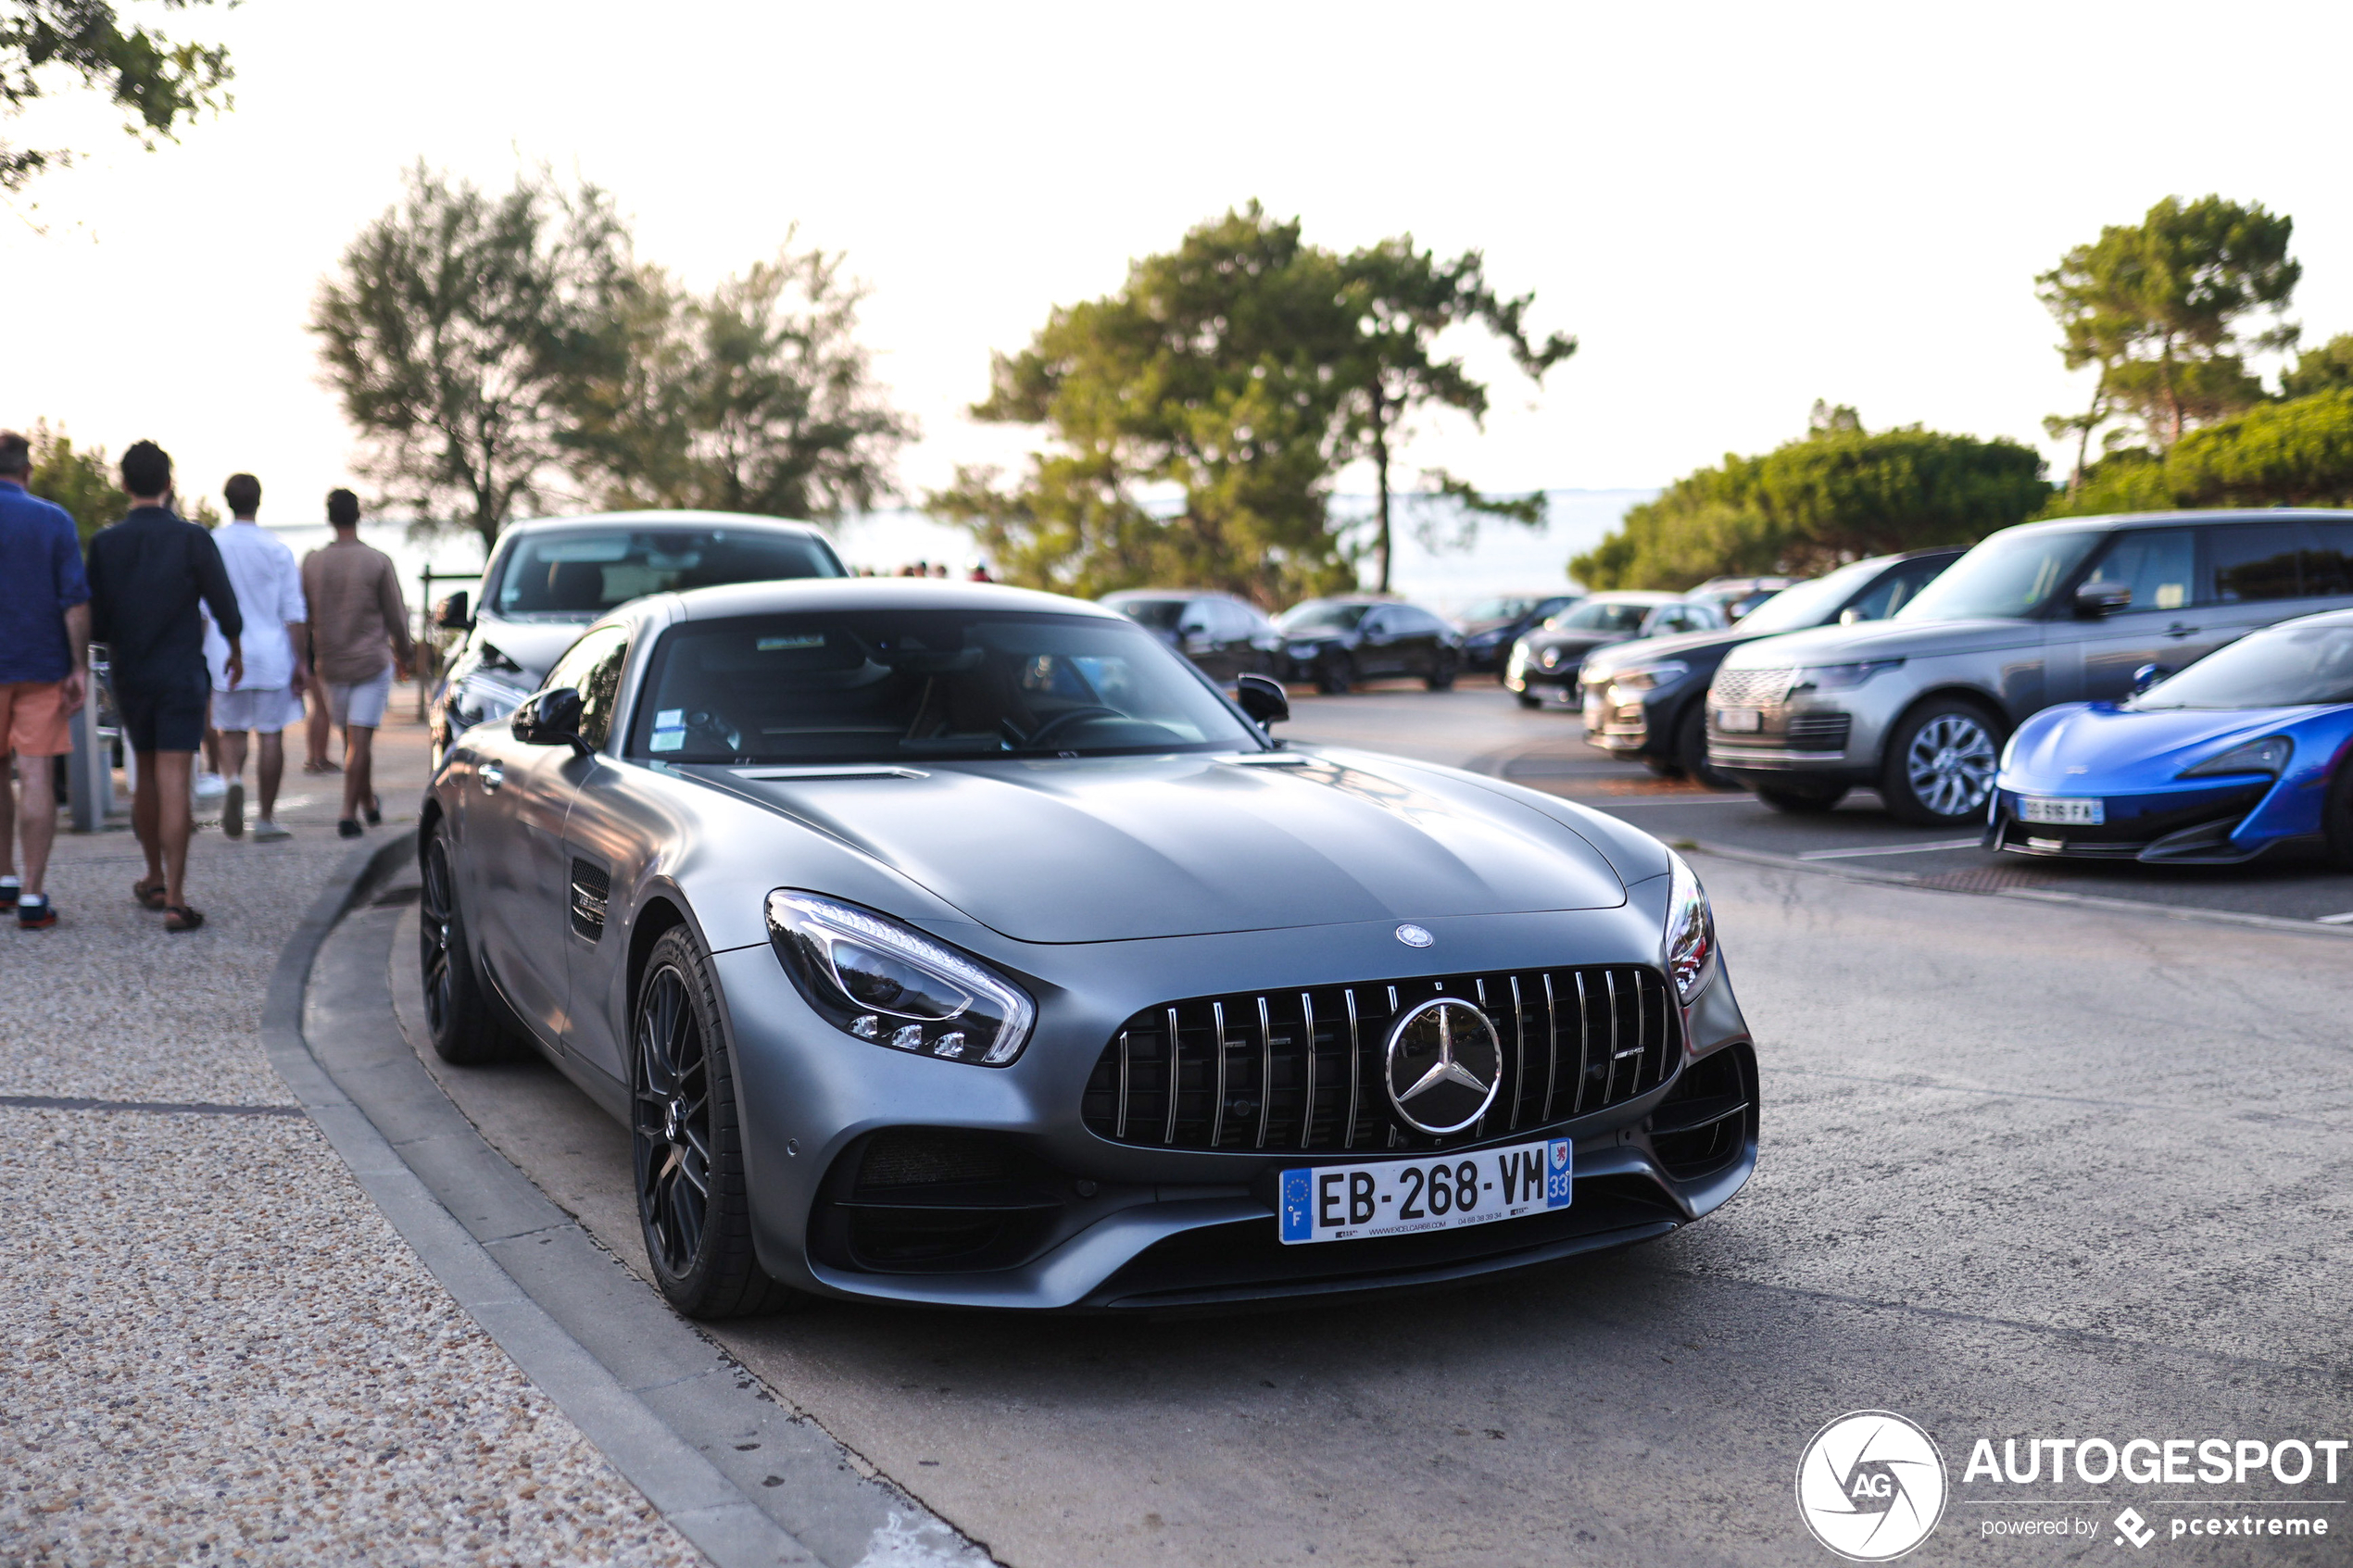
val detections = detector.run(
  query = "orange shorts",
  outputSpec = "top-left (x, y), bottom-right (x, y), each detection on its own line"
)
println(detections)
top-left (0, 680), bottom-right (73, 757)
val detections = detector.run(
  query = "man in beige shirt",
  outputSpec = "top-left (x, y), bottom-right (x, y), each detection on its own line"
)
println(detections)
top-left (300, 489), bottom-right (414, 838)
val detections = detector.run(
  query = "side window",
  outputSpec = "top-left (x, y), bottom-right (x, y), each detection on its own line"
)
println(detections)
top-left (2306, 521), bottom-right (2353, 597)
top-left (1178, 599), bottom-right (1214, 635)
top-left (2082, 529), bottom-right (2196, 614)
top-left (1361, 607), bottom-right (1391, 634)
top-left (1211, 599), bottom-right (1253, 639)
top-left (2203, 524), bottom-right (2305, 604)
top-left (544, 626), bottom-right (630, 748)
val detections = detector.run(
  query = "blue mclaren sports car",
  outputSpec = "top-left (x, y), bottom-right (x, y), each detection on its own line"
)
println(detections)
top-left (1988, 608), bottom-right (2353, 867)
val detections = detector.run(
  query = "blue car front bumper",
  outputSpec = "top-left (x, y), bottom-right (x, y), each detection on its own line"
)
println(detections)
top-left (1985, 776), bottom-right (2306, 864)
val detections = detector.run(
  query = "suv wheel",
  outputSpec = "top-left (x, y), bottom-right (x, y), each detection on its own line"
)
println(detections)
top-left (1316, 652), bottom-right (1354, 696)
top-left (1755, 783), bottom-right (1848, 814)
top-left (1882, 699), bottom-right (2003, 826)
top-left (1675, 705), bottom-right (1738, 791)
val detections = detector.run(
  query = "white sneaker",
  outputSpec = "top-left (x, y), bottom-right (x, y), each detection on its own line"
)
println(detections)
top-left (195, 771), bottom-right (230, 800)
top-left (252, 819), bottom-right (291, 843)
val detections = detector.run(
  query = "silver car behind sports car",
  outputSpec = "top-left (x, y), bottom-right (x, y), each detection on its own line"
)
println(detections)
top-left (421, 579), bottom-right (1757, 1316)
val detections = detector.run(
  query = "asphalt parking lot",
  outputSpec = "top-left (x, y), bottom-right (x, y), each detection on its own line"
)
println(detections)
top-left (1289, 682), bottom-right (2353, 929)
top-left (273, 677), bottom-right (2353, 1568)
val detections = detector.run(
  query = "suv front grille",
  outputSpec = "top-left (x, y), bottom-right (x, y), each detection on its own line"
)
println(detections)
top-left (1709, 668), bottom-right (1793, 707)
top-left (1082, 966), bottom-right (1679, 1154)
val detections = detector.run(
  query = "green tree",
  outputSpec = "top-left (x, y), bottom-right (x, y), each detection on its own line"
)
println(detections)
top-left (2158, 388), bottom-right (2353, 508)
top-left (2037, 195), bottom-right (2299, 482)
top-left (310, 162), bottom-right (633, 551)
top-left (1, 0), bottom-right (232, 191)
top-left (936, 203), bottom-right (1362, 603)
top-left (2280, 332), bottom-right (2353, 398)
top-left (1334, 235), bottom-right (1573, 590)
top-left (1572, 414), bottom-right (2048, 590)
top-left (564, 239), bottom-right (912, 520)
top-left (24, 419), bottom-right (115, 542)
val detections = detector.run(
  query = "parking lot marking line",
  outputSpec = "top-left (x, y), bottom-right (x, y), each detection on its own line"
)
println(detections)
top-left (1797, 838), bottom-right (1985, 859)
top-left (2317, 910), bottom-right (2353, 924)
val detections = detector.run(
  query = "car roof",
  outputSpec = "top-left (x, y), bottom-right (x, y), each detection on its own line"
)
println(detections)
top-left (497, 508), bottom-right (833, 539)
top-left (1996, 508), bottom-right (2351, 537)
top-left (1100, 588), bottom-right (1246, 602)
top-left (657, 577), bottom-right (1124, 624)
top-left (1581, 590), bottom-right (1687, 605)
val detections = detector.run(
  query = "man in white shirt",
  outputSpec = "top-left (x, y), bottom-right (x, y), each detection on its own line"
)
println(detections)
top-left (202, 473), bottom-right (308, 841)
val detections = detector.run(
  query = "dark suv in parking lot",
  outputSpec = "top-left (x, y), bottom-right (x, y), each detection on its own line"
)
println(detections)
top-left (1101, 589), bottom-right (1283, 683)
top-left (1277, 597), bottom-right (1463, 692)
top-left (1505, 593), bottom-right (1722, 709)
top-left (1579, 549), bottom-right (1960, 783)
top-left (1706, 510), bottom-right (2353, 825)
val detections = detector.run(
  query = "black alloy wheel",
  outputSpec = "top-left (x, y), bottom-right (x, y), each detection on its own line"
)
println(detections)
top-left (1425, 653), bottom-right (1457, 692)
top-left (418, 826), bottom-right (510, 1064)
top-left (1316, 651), bottom-right (1354, 696)
top-left (1881, 698), bottom-right (2004, 827)
top-left (1755, 782), bottom-right (1849, 814)
top-left (630, 926), bottom-right (800, 1319)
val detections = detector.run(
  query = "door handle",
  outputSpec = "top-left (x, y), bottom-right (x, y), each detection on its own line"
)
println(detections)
top-left (480, 761), bottom-right (504, 792)
top-left (2164, 622), bottom-right (2200, 638)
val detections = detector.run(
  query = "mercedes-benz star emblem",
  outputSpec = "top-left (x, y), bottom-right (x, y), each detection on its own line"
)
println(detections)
top-left (1395, 923), bottom-right (1434, 947)
top-left (1383, 997), bottom-right (1504, 1135)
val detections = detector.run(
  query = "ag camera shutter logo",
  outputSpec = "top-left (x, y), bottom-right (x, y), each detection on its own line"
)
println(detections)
top-left (1796, 1411), bottom-right (1948, 1561)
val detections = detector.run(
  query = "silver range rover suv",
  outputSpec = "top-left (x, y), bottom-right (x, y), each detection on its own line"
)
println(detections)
top-left (1705, 510), bottom-right (2353, 826)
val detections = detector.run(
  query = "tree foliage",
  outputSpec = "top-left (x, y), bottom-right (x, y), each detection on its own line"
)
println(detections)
top-left (563, 240), bottom-right (911, 520)
top-left (311, 163), bottom-right (634, 551)
top-left (2280, 332), bottom-right (2353, 398)
top-left (2037, 195), bottom-right (2299, 480)
top-left (0, 0), bottom-right (232, 190)
top-left (23, 419), bottom-right (115, 542)
top-left (1571, 415), bottom-right (2049, 590)
top-left (935, 204), bottom-right (1570, 603)
top-left (2041, 389), bottom-right (2353, 516)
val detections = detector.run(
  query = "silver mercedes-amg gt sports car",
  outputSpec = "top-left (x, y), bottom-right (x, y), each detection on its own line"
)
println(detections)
top-left (420, 578), bottom-right (1757, 1317)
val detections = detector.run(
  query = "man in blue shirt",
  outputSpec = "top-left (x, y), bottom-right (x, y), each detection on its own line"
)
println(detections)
top-left (0, 430), bottom-right (93, 929)
top-left (85, 440), bottom-right (243, 933)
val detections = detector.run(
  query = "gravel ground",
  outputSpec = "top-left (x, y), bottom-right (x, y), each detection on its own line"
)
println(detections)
top-left (0, 716), bottom-right (702, 1567)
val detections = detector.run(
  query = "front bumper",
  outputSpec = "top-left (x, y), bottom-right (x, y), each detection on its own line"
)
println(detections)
top-left (1985, 778), bottom-right (2291, 864)
top-left (1705, 677), bottom-right (1909, 784)
top-left (710, 904), bottom-right (1757, 1311)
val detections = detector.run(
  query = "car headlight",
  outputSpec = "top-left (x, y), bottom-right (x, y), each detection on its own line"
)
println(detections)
top-left (1606, 659), bottom-right (1689, 696)
top-left (1790, 659), bottom-right (1902, 693)
top-left (2176, 735), bottom-right (2292, 779)
top-left (1506, 642), bottom-right (1529, 678)
top-left (1662, 850), bottom-right (1716, 1005)
top-left (764, 891), bottom-right (1036, 1065)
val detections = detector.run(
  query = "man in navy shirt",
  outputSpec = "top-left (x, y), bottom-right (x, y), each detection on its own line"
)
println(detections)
top-left (0, 430), bottom-right (93, 929)
top-left (85, 440), bottom-right (243, 933)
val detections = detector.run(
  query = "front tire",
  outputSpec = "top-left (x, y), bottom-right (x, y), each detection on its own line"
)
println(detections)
top-left (1755, 783), bottom-right (1849, 814)
top-left (419, 825), bottom-right (510, 1065)
top-left (1425, 655), bottom-right (1457, 692)
top-left (632, 926), bottom-right (802, 1319)
top-left (1316, 653), bottom-right (1355, 696)
top-left (1675, 704), bottom-right (1738, 791)
top-left (1881, 698), bottom-right (2004, 827)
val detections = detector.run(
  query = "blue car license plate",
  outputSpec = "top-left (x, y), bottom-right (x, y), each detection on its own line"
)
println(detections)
top-left (2020, 796), bottom-right (2104, 825)
top-left (1277, 1136), bottom-right (1571, 1245)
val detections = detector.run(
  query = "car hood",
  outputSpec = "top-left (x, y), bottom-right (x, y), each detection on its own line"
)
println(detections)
top-left (1719, 616), bottom-right (2041, 670)
top-left (1523, 628), bottom-right (1629, 659)
top-left (2003, 702), bottom-right (2325, 792)
top-left (706, 747), bottom-right (1629, 944)
top-left (472, 616), bottom-right (597, 680)
top-left (1580, 625), bottom-right (1758, 675)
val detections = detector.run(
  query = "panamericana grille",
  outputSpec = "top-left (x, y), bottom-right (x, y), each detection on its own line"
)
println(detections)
top-left (1708, 667), bottom-right (1793, 707)
top-left (1784, 712), bottom-right (1852, 751)
top-left (1082, 966), bottom-right (1679, 1154)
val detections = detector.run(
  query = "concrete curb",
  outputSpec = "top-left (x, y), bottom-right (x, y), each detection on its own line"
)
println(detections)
top-left (1680, 836), bottom-right (2353, 940)
top-left (260, 832), bottom-right (988, 1568)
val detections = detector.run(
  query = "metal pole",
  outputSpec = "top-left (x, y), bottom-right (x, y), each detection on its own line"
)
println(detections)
top-left (67, 687), bottom-right (107, 833)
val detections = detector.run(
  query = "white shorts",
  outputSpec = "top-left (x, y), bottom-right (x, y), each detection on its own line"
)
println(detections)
top-left (326, 668), bottom-right (394, 729)
top-left (210, 685), bottom-right (307, 734)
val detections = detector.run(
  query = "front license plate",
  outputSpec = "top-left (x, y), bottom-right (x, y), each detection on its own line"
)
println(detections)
top-left (2020, 796), bottom-right (2104, 825)
top-left (1582, 692), bottom-right (1608, 728)
top-left (1715, 706), bottom-right (1762, 732)
top-left (1277, 1137), bottom-right (1571, 1245)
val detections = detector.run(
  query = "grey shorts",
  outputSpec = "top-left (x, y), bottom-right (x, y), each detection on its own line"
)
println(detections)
top-left (325, 668), bottom-right (394, 729)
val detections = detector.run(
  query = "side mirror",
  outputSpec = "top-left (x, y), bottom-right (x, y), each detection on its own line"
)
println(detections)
top-left (512, 686), bottom-right (587, 751)
top-left (2074, 581), bottom-right (2133, 619)
top-left (433, 590), bottom-right (472, 632)
top-left (1235, 673), bottom-right (1290, 728)
top-left (2130, 662), bottom-right (2167, 696)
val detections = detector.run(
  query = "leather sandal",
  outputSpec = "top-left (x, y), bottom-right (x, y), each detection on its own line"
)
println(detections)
top-left (164, 905), bottom-right (206, 933)
top-left (132, 878), bottom-right (169, 910)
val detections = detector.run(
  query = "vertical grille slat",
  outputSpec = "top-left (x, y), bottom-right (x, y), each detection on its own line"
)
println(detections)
top-left (1089, 965), bottom-right (1677, 1153)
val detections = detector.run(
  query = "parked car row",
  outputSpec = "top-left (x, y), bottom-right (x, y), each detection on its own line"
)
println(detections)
top-left (1101, 589), bottom-right (1481, 693)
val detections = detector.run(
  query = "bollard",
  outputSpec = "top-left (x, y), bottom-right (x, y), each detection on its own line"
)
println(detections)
top-left (66, 689), bottom-right (113, 833)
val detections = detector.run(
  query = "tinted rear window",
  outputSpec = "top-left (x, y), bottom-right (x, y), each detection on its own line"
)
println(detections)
top-left (492, 527), bottom-right (843, 616)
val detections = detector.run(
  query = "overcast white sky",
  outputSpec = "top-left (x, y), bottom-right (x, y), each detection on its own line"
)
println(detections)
top-left (7, 0), bottom-right (2350, 545)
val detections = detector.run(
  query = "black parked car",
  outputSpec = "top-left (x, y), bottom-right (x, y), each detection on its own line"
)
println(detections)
top-left (1505, 594), bottom-right (1723, 709)
top-left (1456, 593), bottom-right (1583, 674)
top-left (1277, 597), bottom-right (1464, 693)
top-left (1101, 589), bottom-right (1283, 683)
top-left (1577, 548), bottom-right (1962, 784)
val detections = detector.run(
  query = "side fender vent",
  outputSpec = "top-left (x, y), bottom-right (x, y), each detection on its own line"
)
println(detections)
top-left (569, 859), bottom-right (610, 941)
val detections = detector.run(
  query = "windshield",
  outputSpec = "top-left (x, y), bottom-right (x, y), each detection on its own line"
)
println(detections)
top-left (1547, 600), bottom-right (1653, 633)
top-left (1460, 596), bottom-right (1535, 624)
top-left (492, 526), bottom-right (843, 618)
top-left (1277, 601), bottom-right (1372, 633)
top-left (1734, 562), bottom-right (1881, 633)
top-left (630, 609), bottom-right (1262, 764)
top-left (1110, 598), bottom-right (1187, 632)
top-left (2132, 624), bottom-right (2353, 709)
top-left (1895, 530), bottom-right (2101, 622)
